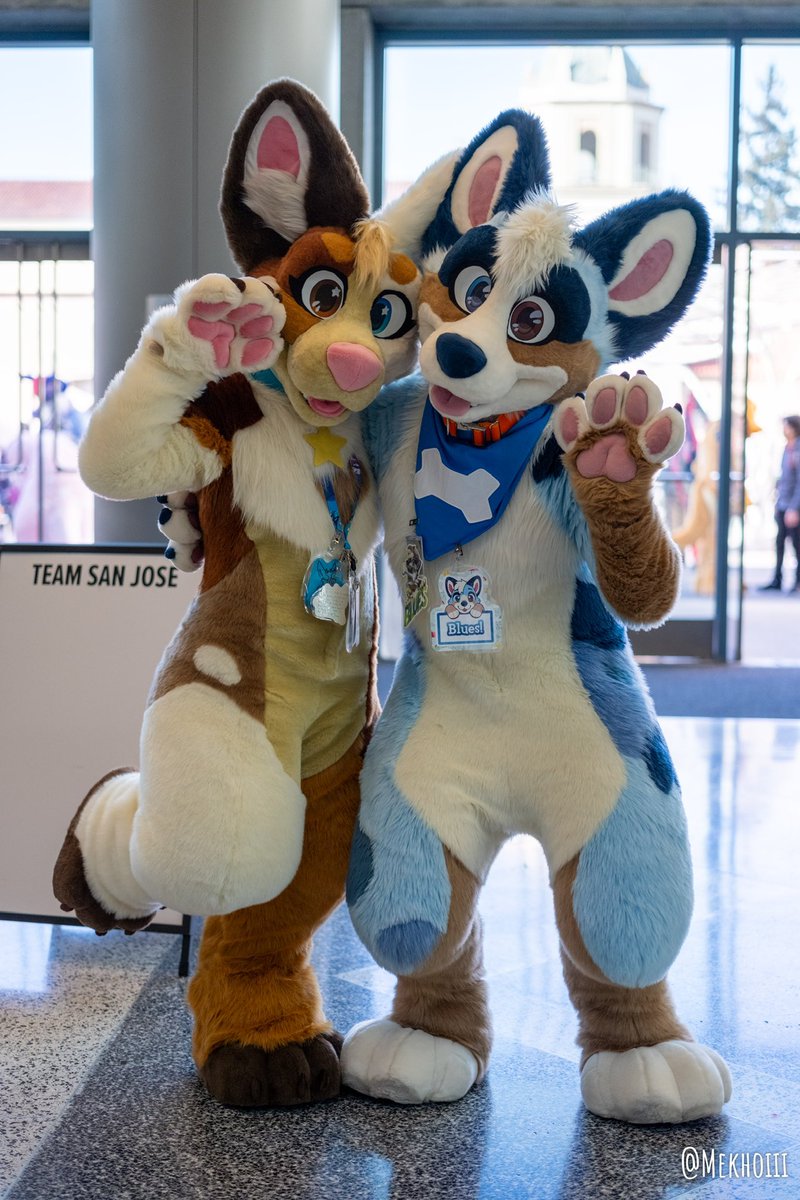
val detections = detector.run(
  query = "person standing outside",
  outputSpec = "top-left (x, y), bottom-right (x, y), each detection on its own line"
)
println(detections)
top-left (760, 415), bottom-right (800, 593)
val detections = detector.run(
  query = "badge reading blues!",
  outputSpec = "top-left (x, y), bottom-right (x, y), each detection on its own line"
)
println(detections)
top-left (430, 566), bottom-right (502, 652)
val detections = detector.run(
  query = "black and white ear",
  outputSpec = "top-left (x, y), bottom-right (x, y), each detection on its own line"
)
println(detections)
top-left (420, 109), bottom-right (551, 262)
top-left (575, 191), bottom-right (712, 359)
top-left (221, 78), bottom-right (369, 272)
top-left (450, 123), bottom-right (524, 234)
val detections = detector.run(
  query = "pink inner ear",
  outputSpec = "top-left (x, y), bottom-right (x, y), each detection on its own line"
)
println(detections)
top-left (468, 155), bottom-right (503, 227)
top-left (609, 239), bottom-right (674, 302)
top-left (257, 115), bottom-right (301, 178)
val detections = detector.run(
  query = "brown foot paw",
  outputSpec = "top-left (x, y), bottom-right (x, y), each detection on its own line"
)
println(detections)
top-left (53, 769), bottom-right (156, 936)
top-left (200, 1032), bottom-right (343, 1108)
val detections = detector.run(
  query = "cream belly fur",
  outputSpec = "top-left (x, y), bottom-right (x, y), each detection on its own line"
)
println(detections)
top-left (382, 392), bottom-right (624, 877)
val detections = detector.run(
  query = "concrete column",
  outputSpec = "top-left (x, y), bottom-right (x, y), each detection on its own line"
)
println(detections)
top-left (91, 0), bottom-right (340, 542)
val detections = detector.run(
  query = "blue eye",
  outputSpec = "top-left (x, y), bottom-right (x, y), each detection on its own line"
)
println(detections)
top-left (370, 291), bottom-right (413, 339)
top-left (453, 265), bottom-right (492, 313)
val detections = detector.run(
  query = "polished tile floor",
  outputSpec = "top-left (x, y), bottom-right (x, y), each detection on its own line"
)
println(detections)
top-left (2, 717), bottom-right (799, 1199)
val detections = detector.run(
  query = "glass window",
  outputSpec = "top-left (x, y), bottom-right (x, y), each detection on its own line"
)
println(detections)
top-left (0, 47), bottom-right (93, 231)
top-left (739, 43), bottom-right (800, 233)
top-left (383, 43), bottom-right (731, 230)
top-left (0, 47), bottom-right (94, 545)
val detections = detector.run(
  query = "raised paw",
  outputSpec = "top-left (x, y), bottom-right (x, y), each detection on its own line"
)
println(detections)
top-left (156, 490), bottom-right (204, 573)
top-left (341, 1018), bottom-right (479, 1104)
top-left (200, 1033), bottom-right (342, 1108)
top-left (580, 1040), bottom-right (732, 1125)
top-left (555, 372), bottom-right (684, 483)
top-left (174, 273), bottom-right (285, 377)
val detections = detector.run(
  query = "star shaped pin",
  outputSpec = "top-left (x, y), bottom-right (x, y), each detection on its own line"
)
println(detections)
top-left (304, 427), bottom-right (348, 468)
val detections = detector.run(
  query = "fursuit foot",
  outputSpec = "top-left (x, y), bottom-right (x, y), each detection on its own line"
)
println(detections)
top-left (200, 1033), bottom-right (343, 1108)
top-left (580, 1040), bottom-right (732, 1124)
top-left (53, 769), bottom-right (161, 936)
top-left (341, 1018), bottom-right (479, 1104)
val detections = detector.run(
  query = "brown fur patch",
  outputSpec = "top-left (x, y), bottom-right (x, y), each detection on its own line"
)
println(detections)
top-left (562, 424), bottom-right (681, 627)
top-left (320, 231), bottom-right (356, 265)
top-left (180, 415), bottom-right (232, 466)
top-left (391, 848), bottom-right (492, 1080)
top-left (188, 734), bottom-right (365, 1066)
top-left (197, 469), bottom-right (253, 593)
top-left (553, 856), bottom-right (690, 1065)
top-left (220, 79), bottom-right (369, 272)
top-left (420, 273), bottom-right (461, 323)
top-left (390, 253), bottom-right (418, 286)
top-left (148, 548), bottom-right (266, 723)
top-left (264, 227), bottom-right (357, 344)
top-left (509, 338), bottom-right (601, 403)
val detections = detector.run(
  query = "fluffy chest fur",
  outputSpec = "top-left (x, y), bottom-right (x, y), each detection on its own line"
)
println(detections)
top-left (233, 382), bottom-right (380, 574)
top-left (380, 386), bottom-right (580, 627)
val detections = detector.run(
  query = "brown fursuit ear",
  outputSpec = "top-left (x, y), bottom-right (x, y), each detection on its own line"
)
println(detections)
top-left (221, 78), bottom-right (370, 272)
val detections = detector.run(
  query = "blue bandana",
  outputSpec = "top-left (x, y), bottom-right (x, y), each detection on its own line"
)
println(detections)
top-left (413, 398), bottom-right (553, 561)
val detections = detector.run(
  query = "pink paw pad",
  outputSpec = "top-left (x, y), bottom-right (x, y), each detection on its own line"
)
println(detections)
top-left (187, 315), bottom-right (234, 369)
top-left (560, 407), bottom-right (580, 445)
top-left (576, 433), bottom-right (637, 483)
top-left (241, 339), bottom-right (274, 366)
top-left (623, 384), bottom-right (650, 426)
top-left (589, 386), bottom-right (618, 425)
top-left (644, 415), bottom-right (674, 457)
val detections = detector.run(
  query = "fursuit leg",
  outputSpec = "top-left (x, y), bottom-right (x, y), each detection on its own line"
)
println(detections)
top-left (188, 735), bottom-right (363, 1108)
top-left (553, 847), bottom-right (732, 1124)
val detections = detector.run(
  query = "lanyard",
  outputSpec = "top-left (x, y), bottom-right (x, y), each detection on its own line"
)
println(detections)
top-left (321, 456), bottom-right (363, 552)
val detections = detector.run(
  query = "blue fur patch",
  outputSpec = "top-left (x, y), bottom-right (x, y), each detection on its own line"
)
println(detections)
top-left (533, 460), bottom-right (594, 568)
top-left (571, 579), bottom-right (626, 650)
top-left (347, 821), bottom-right (374, 906)
top-left (643, 724), bottom-right (677, 794)
top-left (347, 633), bottom-right (451, 975)
top-left (573, 756), bottom-right (693, 988)
top-left (530, 434), bottom-right (565, 483)
top-left (422, 109), bottom-right (551, 259)
top-left (360, 374), bottom-right (427, 484)
top-left (572, 640), bottom-right (655, 759)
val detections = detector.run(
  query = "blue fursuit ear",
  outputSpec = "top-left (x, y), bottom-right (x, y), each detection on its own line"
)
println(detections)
top-left (421, 109), bottom-right (551, 260)
top-left (573, 189), bottom-right (712, 360)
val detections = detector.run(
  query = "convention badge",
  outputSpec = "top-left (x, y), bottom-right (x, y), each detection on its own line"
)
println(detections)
top-left (302, 549), bottom-right (349, 626)
top-left (402, 534), bottom-right (429, 627)
top-left (429, 566), bottom-right (503, 652)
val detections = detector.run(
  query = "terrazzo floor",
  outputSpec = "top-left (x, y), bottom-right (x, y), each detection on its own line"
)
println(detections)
top-left (2, 716), bottom-right (799, 1199)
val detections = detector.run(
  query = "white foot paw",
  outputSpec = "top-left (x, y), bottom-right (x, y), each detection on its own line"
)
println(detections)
top-left (555, 372), bottom-right (685, 481)
top-left (581, 1040), bottom-right (732, 1124)
top-left (170, 273), bottom-right (285, 378)
top-left (341, 1018), bottom-right (479, 1104)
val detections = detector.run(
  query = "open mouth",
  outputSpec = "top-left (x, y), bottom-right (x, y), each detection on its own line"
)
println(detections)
top-left (430, 385), bottom-right (472, 420)
top-left (306, 396), bottom-right (346, 419)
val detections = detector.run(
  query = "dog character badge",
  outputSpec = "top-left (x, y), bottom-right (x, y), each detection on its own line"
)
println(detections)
top-left (430, 566), bottom-right (502, 651)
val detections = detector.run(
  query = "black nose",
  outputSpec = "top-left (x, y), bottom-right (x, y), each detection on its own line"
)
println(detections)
top-left (435, 333), bottom-right (487, 379)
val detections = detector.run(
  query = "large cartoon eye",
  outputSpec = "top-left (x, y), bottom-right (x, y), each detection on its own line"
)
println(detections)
top-left (297, 269), bottom-right (346, 318)
top-left (370, 291), bottom-right (414, 339)
top-left (508, 296), bottom-right (556, 344)
top-left (452, 265), bottom-right (492, 314)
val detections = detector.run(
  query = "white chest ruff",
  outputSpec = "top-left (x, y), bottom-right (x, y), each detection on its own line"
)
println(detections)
top-left (231, 386), bottom-right (380, 573)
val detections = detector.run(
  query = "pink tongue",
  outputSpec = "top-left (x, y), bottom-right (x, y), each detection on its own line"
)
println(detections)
top-left (307, 396), bottom-right (346, 417)
top-left (430, 385), bottom-right (472, 419)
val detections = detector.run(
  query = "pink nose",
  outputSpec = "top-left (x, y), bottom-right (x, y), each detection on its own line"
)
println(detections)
top-left (326, 343), bottom-right (382, 392)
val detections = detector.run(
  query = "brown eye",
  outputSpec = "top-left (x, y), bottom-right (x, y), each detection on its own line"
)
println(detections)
top-left (299, 270), bottom-right (346, 318)
top-left (508, 296), bottom-right (555, 344)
